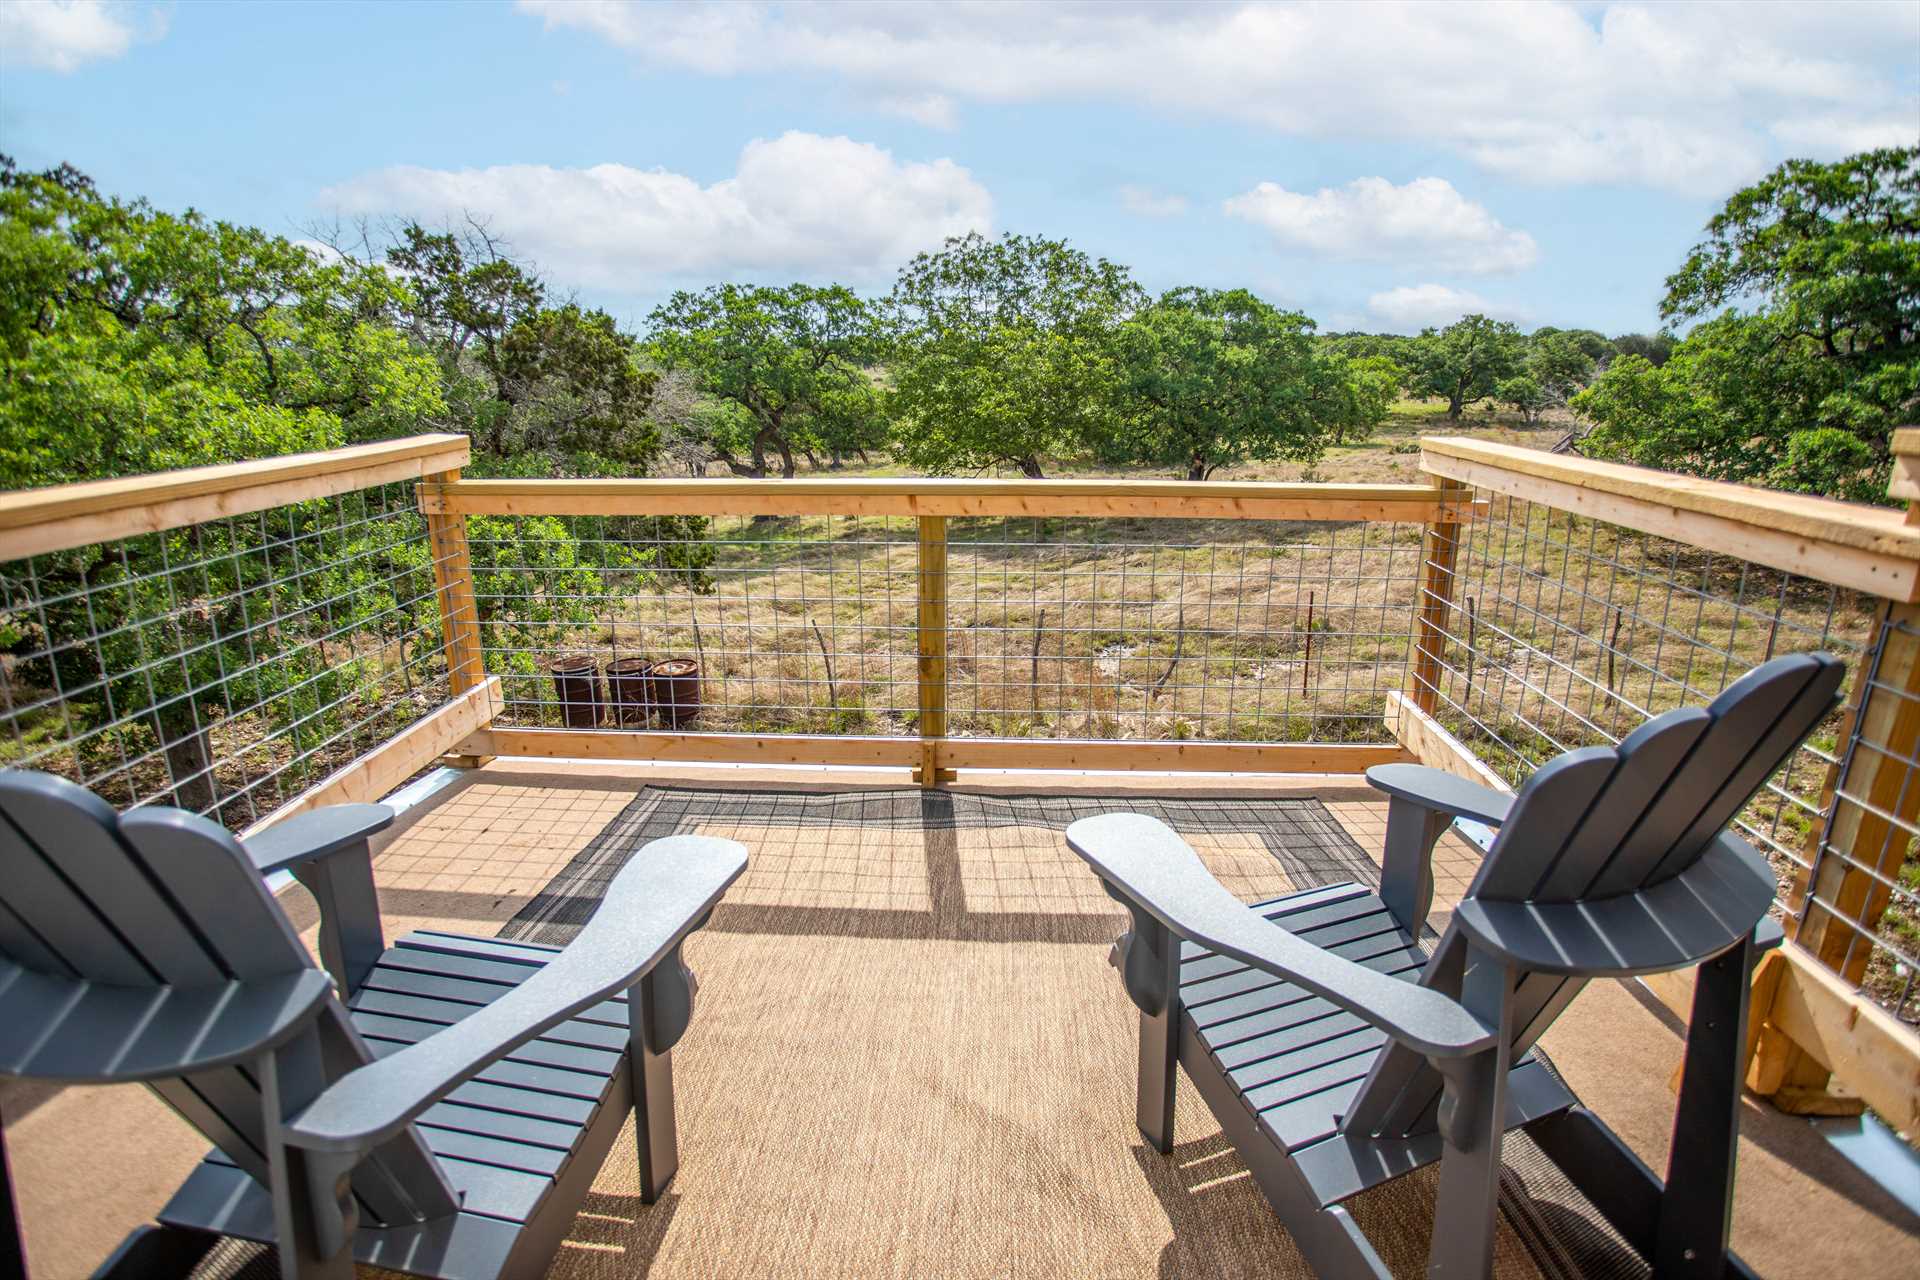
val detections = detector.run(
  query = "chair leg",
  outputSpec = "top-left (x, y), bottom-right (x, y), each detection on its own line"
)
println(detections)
top-left (1129, 916), bottom-right (1181, 1153)
top-left (1658, 931), bottom-right (1762, 1277)
top-left (633, 953), bottom-right (697, 1203)
top-left (261, 1036), bottom-right (357, 1280)
top-left (2, 1104), bottom-right (26, 1280)
top-left (634, 1042), bottom-right (679, 1203)
top-left (1426, 955), bottom-right (1515, 1280)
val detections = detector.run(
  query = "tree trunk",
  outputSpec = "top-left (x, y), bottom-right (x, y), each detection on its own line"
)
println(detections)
top-left (1017, 456), bottom-right (1045, 479)
top-left (774, 431), bottom-right (797, 479)
top-left (151, 704), bottom-right (218, 814)
top-left (711, 444), bottom-right (765, 478)
top-left (1187, 453), bottom-right (1209, 481)
top-left (800, 446), bottom-right (821, 471)
top-left (1448, 388), bottom-right (1465, 419)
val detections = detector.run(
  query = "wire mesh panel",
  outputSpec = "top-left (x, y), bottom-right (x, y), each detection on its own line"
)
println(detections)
top-left (1797, 617), bottom-right (1920, 1021)
top-left (1419, 489), bottom-right (1916, 1015)
top-left (943, 516), bottom-right (1424, 742)
top-left (472, 513), bottom-right (923, 736)
top-left (0, 483), bottom-right (449, 830)
top-left (471, 511), bottom-right (1426, 747)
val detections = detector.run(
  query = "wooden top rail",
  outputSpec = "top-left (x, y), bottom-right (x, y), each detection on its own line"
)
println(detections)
top-left (1421, 435), bottom-right (1920, 601)
top-left (419, 476), bottom-right (1475, 523)
top-left (0, 434), bottom-right (471, 561)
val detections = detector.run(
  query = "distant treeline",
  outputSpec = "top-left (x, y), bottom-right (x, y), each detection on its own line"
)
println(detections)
top-left (1, 144), bottom-right (1912, 498)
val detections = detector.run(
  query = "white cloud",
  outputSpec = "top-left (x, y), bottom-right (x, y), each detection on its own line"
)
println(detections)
top-left (0, 0), bottom-right (150, 72)
top-left (1367, 283), bottom-right (1528, 332)
top-left (1225, 177), bottom-right (1537, 274)
top-left (516, 1), bottom-right (1920, 195)
top-left (872, 92), bottom-right (959, 130)
top-left (318, 131), bottom-right (992, 287)
top-left (1118, 184), bottom-right (1189, 218)
top-left (1770, 115), bottom-right (1919, 155)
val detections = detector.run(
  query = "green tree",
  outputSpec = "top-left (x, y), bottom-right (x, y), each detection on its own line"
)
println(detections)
top-left (887, 232), bottom-right (1144, 477)
top-left (1408, 314), bottom-right (1525, 419)
top-left (1608, 332), bottom-right (1676, 366)
top-left (381, 223), bottom-right (659, 475)
top-left (0, 159), bottom-right (443, 487)
top-left (1495, 373), bottom-right (1552, 424)
top-left (0, 159), bottom-right (452, 810)
top-left (647, 283), bottom-right (883, 479)
top-left (1577, 146), bottom-right (1919, 498)
top-left (1106, 287), bottom-right (1360, 478)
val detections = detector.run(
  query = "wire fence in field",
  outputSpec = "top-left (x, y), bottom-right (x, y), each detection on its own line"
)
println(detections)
top-left (1418, 490), bottom-right (1917, 1019)
top-left (471, 513), bottom-right (1427, 744)
top-left (0, 483), bottom-right (450, 831)
top-left (942, 516), bottom-right (1425, 742)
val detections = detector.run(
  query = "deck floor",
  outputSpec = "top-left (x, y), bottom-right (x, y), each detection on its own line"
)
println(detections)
top-left (7, 763), bottom-right (1917, 1279)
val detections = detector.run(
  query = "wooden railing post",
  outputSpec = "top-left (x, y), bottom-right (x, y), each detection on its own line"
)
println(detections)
top-left (916, 515), bottom-right (953, 787)
top-left (1408, 479), bottom-right (1468, 714)
top-left (423, 468), bottom-right (484, 696)
top-left (1761, 428), bottom-right (1920, 1113)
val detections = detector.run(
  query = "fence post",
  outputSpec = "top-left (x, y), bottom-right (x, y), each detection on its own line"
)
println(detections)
top-left (1764, 430), bottom-right (1920, 1112)
top-left (1408, 480), bottom-right (1468, 714)
top-left (916, 515), bottom-right (953, 787)
top-left (422, 469), bottom-right (485, 696)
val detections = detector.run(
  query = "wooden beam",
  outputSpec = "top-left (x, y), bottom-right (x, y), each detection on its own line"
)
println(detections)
top-left (1384, 691), bottom-right (1512, 793)
top-left (1407, 486), bottom-right (1467, 713)
top-left (0, 434), bottom-right (471, 561)
top-left (478, 728), bottom-right (923, 768)
top-left (1888, 427), bottom-right (1920, 512)
top-left (917, 515), bottom-right (951, 787)
top-left (1420, 435), bottom-right (1920, 601)
top-left (240, 677), bottom-right (501, 836)
top-left (935, 739), bottom-right (1408, 773)
top-left (418, 477), bottom-right (1476, 523)
top-left (478, 728), bottom-right (1407, 775)
top-left (1763, 943), bottom-right (1920, 1135)
top-left (421, 468), bottom-right (485, 694)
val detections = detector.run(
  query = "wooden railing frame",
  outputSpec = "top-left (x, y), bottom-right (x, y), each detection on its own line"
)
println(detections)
top-left (0, 433), bottom-right (471, 561)
top-left (1408, 432), bottom-right (1920, 1134)
top-left (417, 476), bottom-right (1479, 523)
top-left (420, 472), bottom-right (1493, 783)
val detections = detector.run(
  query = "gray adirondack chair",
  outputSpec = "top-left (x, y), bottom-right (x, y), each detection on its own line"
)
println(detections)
top-left (1068, 652), bottom-right (1843, 1279)
top-left (0, 769), bottom-right (747, 1280)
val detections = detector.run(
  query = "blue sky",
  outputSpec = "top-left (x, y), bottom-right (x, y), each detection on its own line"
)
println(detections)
top-left (3, 1), bottom-right (1916, 336)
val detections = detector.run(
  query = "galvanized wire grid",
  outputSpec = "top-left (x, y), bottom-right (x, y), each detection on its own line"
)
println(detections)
top-left (943, 517), bottom-right (1423, 742)
top-left (1420, 491), bottom-right (1918, 1017)
top-left (472, 514), bottom-right (923, 735)
top-left (1799, 619), bottom-right (1920, 1019)
top-left (472, 513), bottom-right (1424, 743)
top-left (0, 483), bottom-right (449, 831)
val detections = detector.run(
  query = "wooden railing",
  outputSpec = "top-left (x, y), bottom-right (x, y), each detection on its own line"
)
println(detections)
top-left (3, 431), bottom-right (1912, 1135)
top-left (0, 433), bottom-right (495, 835)
top-left (1399, 432), bottom-right (1920, 1136)
top-left (423, 475), bottom-right (1479, 782)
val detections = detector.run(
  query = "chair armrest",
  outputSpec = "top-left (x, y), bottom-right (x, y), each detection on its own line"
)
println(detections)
top-left (1365, 764), bottom-right (1512, 936)
top-left (284, 834), bottom-right (747, 1155)
top-left (1365, 764), bottom-right (1512, 827)
top-left (241, 804), bottom-right (393, 877)
top-left (1067, 814), bottom-right (1495, 1058)
top-left (244, 804), bottom-right (394, 996)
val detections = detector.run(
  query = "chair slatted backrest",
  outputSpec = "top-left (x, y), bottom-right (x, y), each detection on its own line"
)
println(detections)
top-left (0, 770), bottom-right (455, 1225)
top-left (1347, 652), bottom-right (1844, 1139)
